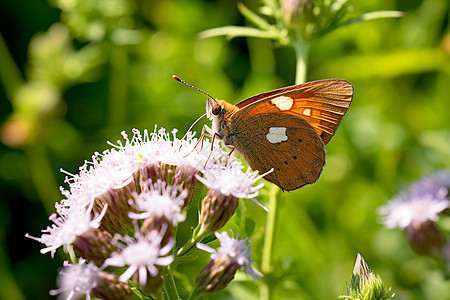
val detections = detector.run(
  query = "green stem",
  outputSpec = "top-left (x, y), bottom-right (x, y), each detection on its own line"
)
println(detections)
top-left (260, 184), bottom-right (280, 300)
top-left (293, 34), bottom-right (309, 84)
top-left (177, 223), bottom-right (208, 257)
top-left (177, 236), bottom-right (197, 257)
top-left (163, 266), bottom-right (180, 300)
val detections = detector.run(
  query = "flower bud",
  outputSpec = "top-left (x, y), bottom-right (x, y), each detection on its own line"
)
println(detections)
top-left (92, 271), bottom-right (133, 300)
top-left (73, 228), bottom-right (118, 266)
top-left (405, 220), bottom-right (445, 257)
top-left (172, 164), bottom-right (201, 207)
top-left (198, 189), bottom-right (239, 238)
top-left (194, 252), bottom-right (241, 294)
top-left (343, 253), bottom-right (393, 300)
top-left (281, 0), bottom-right (314, 25)
top-left (94, 187), bottom-right (134, 235)
top-left (193, 231), bottom-right (262, 297)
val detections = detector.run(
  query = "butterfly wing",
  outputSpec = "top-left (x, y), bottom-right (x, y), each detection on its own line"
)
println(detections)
top-left (232, 113), bottom-right (325, 191)
top-left (234, 79), bottom-right (353, 144)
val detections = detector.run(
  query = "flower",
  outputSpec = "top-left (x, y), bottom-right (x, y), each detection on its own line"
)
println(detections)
top-left (193, 156), bottom-right (269, 238)
top-left (49, 259), bottom-right (101, 300)
top-left (26, 206), bottom-right (107, 258)
top-left (28, 126), bottom-right (267, 297)
top-left (103, 223), bottom-right (174, 287)
top-left (59, 149), bottom-right (138, 214)
top-left (379, 171), bottom-right (449, 256)
top-left (128, 179), bottom-right (187, 226)
top-left (193, 231), bottom-right (262, 296)
top-left (50, 259), bottom-right (132, 300)
top-left (379, 171), bottom-right (449, 229)
top-left (211, 231), bottom-right (262, 280)
top-left (197, 155), bottom-right (264, 200)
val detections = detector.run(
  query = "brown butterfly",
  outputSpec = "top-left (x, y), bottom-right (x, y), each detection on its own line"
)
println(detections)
top-left (174, 76), bottom-right (354, 191)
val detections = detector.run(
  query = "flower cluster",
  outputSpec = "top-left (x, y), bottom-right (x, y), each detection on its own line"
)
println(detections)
top-left (27, 127), bottom-right (265, 299)
top-left (379, 171), bottom-right (450, 258)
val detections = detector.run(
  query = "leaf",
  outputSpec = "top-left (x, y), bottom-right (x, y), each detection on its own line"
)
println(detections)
top-left (341, 10), bottom-right (404, 27)
top-left (237, 2), bottom-right (271, 30)
top-left (199, 26), bottom-right (281, 41)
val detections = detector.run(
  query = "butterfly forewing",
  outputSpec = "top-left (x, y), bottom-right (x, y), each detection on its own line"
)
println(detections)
top-left (232, 113), bottom-right (326, 191)
top-left (234, 79), bottom-right (353, 144)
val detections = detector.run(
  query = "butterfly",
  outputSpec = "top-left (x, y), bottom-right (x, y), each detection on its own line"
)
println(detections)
top-left (174, 76), bottom-right (354, 191)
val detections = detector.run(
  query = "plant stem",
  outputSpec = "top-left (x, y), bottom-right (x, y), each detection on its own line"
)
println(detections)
top-left (163, 266), bottom-right (180, 300)
top-left (260, 184), bottom-right (280, 300)
top-left (177, 236), bottom-right (197, 257)
top-left (293, 34), bottom-right (309, 84)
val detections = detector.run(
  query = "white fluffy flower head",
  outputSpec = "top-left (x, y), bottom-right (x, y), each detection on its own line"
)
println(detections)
top-left (197, 156), bottom-right (266, 199)
top-left (197, 230), bottom-right (262, 280)
top-left (26, 206), bottom-right (107, 257)
top-left (129, 179), bottom-right (187, 225)
top-left (50, 259), bottom-right (101, 300)
top-left (104, 224), bottom-right (174, 286)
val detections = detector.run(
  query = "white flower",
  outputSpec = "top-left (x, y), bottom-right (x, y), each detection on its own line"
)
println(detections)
top-left (26, 206), bottom-right (107, 258)
top-left (128, 180), bottom-right (187, 225)
top-left (197, 155), bottom-right (265, 199)
top-left (57, 127), bottom-right (266, 214)
top-left (103, 224), bottom-right (174, 286)
top-left (379, 171), bottom-right (450, 228)
top-left (49, 259), bottom-right (101, 300)
top-left (197, 231), bottom-right (262, 280)
top-left (59, 149), bottom-right (138, 213)
top-left (117, 127), bottom-right (221, 170)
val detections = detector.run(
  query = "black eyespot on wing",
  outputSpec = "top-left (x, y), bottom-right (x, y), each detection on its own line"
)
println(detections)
top-left (212, 104), bottom-right (222, 115)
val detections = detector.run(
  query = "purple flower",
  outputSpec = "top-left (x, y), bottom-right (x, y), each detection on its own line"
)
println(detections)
top-left (379, 171), bottom-right (449, 229)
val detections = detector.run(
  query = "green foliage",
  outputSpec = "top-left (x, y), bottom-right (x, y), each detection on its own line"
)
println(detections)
top-left (0, 0), bottom-right (449, 299)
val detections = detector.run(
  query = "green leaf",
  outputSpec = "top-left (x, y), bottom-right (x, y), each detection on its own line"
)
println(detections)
top-left (199, 26), bottom-right (281, 41)
top-left (341, 10), bottom-right (404, 27)
top-left (237, 2), bottom-right (272, 30)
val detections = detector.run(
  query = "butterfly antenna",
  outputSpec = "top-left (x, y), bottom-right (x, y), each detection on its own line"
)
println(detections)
top-left (181, 112), bottom-right (207, 141)
top-left (173, 75), bottom-right (214, 141)
top-left (172, 75), bottom-right (216, 101)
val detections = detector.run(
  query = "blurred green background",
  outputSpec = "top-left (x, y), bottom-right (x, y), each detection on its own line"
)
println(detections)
top-left (0, 0), bottom-right (449, 299)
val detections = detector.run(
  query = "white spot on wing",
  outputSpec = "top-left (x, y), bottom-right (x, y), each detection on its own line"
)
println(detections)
top-left (266, 127), bottom-right (288, 144)
top-left (270, 96), bottom-right (293, 111)
top-left (303, 108), bottom-right (311, 116)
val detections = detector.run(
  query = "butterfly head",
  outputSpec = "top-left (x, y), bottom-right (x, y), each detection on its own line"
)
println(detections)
top-left (205, 97), bottom-right (222, 135)
top-left (206, 97), bottom-right (221, 119)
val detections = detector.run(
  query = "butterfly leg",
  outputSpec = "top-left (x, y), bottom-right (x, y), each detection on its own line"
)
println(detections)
top-left (194, 124), bottom-right (212, 152)
top-left (227, 145), bottom-right (235, 157)
top-left (203, 132), bottom-right (223, 168)
top-left (183, 125), bottom-right (212, 159)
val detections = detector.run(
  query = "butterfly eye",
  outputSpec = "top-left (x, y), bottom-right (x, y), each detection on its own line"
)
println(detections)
top-left (212, 104), bottom-right (222, 115)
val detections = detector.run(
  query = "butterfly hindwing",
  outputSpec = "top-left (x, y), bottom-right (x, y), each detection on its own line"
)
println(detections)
top-left (233, 79), bottom-right (353, 144)
top-left (231, 113), bottom-right (325, 191)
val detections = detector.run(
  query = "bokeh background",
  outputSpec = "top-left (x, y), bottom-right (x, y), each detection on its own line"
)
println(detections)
top-left (0, 0), bottom-right (449, 299)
